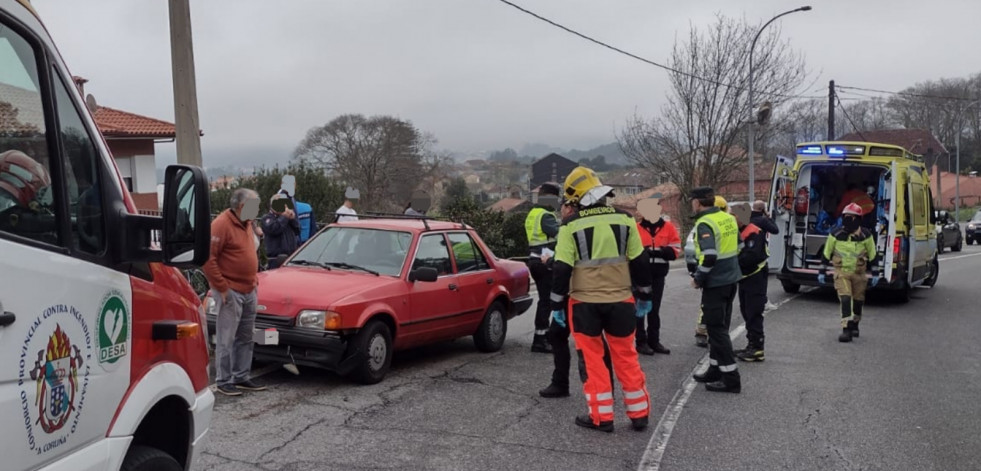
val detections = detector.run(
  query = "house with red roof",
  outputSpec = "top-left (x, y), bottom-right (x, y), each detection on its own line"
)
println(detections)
top-left (71, 77), bottom-right (184, 212)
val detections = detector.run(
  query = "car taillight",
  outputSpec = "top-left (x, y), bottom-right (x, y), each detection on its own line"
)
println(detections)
top-left (893, 237), bottom-right (900, 255)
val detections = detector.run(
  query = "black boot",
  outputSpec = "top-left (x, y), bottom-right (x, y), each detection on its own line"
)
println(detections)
top-left (693, 365), bottom-right (721, 383)
top-left (851, 322), bottom-right (860, 338)
top-left (630, 416), bottom-right (649, 431)
top-left (736, 343), bottom-right (764, 362)
top-left (838, 327), bottom-right (853, 343)
top-left (538, 383), bottom-right (569, 398)
top-left (531, 334), bottom-right (553, 353)
top-left (652, 342), bottom-right (671, 355)
top-left (636, 343), bottom-right (655, 356)
top-left (705, 371), bottom-right (741, 393)
top-left (852, 301), bottom-right (863, 338)
top-left (575, 414), bottom-right (614, 433)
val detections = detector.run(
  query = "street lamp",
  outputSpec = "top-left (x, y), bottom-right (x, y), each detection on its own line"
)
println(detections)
top-left (747, 6), bottom-right (812, 202)
top-left (955, 98), bottom-right (981, 223)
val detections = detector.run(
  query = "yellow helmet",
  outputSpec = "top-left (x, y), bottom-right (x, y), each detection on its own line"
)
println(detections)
top-left (563, 166), bottom-right (604, 204)
top-left (714, 195), bottom-right (728, 211)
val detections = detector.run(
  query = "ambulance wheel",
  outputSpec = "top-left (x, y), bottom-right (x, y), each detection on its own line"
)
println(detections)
top-left (924, 254), bottom-right (939, 288)
top-left (780, 279), bottom-right (800, 294)
top-left (953, 236), bottom-right (963, 252)
top-left (936, 235), bottom-right (944, 253)
top-left (474, 301), bottom-right (507, 352)
top-left (351, 321), bottom-right (393, 385)
top-left (120, 445), bottom-right (181, 471)
top-left (896, 284), bottom-right (911, 304)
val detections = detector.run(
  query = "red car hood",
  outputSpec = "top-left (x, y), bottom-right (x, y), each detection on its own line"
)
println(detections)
top-left (256, 266), bottom-right (402, 318)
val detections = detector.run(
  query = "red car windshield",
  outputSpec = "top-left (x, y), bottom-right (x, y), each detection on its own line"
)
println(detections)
top-left (290, 226), bottom-right (412, 277)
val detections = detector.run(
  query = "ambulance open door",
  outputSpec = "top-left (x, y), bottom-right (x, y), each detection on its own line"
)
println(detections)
top-left (768, 154), bottom-right (796, 273)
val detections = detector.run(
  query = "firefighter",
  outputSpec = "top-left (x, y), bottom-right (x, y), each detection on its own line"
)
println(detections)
top-left (694, 195), bottom-right (730, 348)
top-left (539, 201), bottom-right (616, 398)
top-left (818, 203), bottom-right (878, 342)
top-left (525, 182), bottom-right (562, 353)
top-left (690, 187), bottom-right (742, 393)
top-left (730, 203), bottom-right (768, 362)
top-left (550, 166), bottom-right (654, 432)
top-left (634, 197), bottom-right (680, 355)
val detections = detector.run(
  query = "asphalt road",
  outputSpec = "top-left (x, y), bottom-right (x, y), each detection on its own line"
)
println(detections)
top-left (201, 245), bottom-right (981, 471)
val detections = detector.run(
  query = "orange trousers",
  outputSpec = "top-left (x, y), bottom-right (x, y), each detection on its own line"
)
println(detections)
top-left (569, 298), bottom-right (650, 425)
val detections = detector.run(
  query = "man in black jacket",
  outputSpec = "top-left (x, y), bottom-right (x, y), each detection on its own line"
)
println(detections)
top-left (751, 200), bottom-right (779, 312)
top-left (733, 203), bottom-right (769, 362)
top-left (262, 194), bottom-right (300, 268)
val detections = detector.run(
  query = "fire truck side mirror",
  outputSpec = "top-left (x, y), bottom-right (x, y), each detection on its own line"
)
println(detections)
top-left (162, 165), bottom-right (212, 267)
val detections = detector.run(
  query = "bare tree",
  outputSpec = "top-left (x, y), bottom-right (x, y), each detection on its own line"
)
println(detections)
top-left (618, 15), bottom-right (808, 223)
top-left (293, 114), bottom-right (438, 211)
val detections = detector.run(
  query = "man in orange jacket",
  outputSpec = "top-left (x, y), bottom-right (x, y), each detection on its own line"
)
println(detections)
top-left (634, 197), bottom-right (680, 355)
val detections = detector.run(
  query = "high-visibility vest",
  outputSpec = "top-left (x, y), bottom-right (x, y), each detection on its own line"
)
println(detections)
top-left (694, 210), bottom-right (739, 265)
top-left (555, 206), bottom-right (645, 303)
top-left (525, 207), bottom-right (555, 247)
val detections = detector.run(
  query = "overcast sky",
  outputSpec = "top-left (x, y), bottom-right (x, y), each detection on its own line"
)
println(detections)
top-left (30, 0), bottom-right (981, 168)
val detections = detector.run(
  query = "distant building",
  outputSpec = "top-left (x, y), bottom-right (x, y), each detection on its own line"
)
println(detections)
top-left (530, 153), bottom-right (577, 191)
top-left (487, 197), bottom-right (533, 213)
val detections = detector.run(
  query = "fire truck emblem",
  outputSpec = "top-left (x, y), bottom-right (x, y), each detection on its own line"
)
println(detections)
top-left (29, 324), bottom-right (83, 434)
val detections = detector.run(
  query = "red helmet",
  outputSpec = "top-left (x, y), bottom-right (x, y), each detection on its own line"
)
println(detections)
top-left (0, 150), bottom-right (51, 211)
top-left (842, 202), bottom-right (864, 216)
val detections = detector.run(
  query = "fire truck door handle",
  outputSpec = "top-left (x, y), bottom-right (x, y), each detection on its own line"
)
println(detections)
top-left (486, 278), bottom-right (494, 284)
top-left (0, 312), bottom-right (15, 327)
top-left (448, 284), bottom-right (458, 291)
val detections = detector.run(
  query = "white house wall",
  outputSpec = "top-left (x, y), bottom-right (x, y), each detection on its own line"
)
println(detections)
top-left (132, 154), bottom-right (157, 194)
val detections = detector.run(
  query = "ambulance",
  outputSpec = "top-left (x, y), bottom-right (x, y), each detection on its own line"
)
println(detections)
top-left (0, 1), bottom-right (214, 470)
top-left (768, 141), bottom-right (939, 302)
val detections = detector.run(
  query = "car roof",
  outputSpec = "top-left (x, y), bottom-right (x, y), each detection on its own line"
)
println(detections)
top-left (331, 218), bottom-right (471, 233)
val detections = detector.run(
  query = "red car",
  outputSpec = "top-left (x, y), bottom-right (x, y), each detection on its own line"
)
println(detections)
top-left (209, 218), bottom-right (532, 384)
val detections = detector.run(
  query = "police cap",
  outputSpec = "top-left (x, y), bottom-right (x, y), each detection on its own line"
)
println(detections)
top-left (539, 182), bottom-right (561, 197)
top-left (690, 186), bottom-right (715, 200)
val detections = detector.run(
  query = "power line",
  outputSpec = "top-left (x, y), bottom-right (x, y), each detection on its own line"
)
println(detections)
top-left (493, 0), bottom-right (824, 100)
top-left (835, 92), bottom-right (866, 141)
top-left (837, 84), bottom-right (979, 102)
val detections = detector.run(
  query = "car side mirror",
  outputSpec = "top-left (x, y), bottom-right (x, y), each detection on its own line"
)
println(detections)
top-left (409, 266), bottom-right (438, 283)
top-left (162, 165), bottom-right (211, 267)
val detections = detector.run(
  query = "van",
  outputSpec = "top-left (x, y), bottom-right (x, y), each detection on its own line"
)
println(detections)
top-left (0, 1), bottom-right (214, 470)
top-left (768, 141), bottom-right (939, 302)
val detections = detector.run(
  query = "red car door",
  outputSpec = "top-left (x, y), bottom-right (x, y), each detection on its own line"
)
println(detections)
top-left (404, 233), bottom-right (463, 346)
top-left (447, 232), bottom-right (495, 326)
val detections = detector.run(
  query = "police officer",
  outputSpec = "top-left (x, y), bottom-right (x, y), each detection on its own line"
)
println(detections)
top-left (818, 203), bottom-right (878, 342)
top-left (731, 203), bottom-right (768, 362)
top-left (525, 182), bottom-right (562, 353)
top-left (689, 187), bottom-right (742, 393)
top-left (694, 195), bottom-right (729, 348)
top-left (550, 167), bottom-right (654, 432)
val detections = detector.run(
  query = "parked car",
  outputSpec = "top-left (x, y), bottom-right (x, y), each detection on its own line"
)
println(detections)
top-left (966, 211), bottom-right (981, 245)
top-left (934, 210), bottom-right (963, 252)
top-left (208, 218), bottom-right (532, 384)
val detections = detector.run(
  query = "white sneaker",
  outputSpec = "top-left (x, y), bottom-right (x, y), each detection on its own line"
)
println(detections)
top-left (763, 302), bottom-right (778, 312)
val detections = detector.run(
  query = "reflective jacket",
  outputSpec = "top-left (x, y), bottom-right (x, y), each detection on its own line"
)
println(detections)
top-left (525, 206), bottom-right (558, 253)
top-left (550, 205), bottom-right (653, 307)
top-left (823, 227), bottom-right (877, 274)
top-left (637, 218), bottom-right (682, 278)
top-left (693, 207), bottom-right (741, 288)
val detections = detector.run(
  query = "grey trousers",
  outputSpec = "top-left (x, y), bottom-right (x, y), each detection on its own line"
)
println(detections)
top-left (214, 288), bottom-right (257, 387)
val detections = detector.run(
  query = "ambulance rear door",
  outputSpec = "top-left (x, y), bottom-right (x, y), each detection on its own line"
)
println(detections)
top-left (906, 166), bottom-right (931, 286)
top-left (0, 10), bottom-right (132, 469)
top-left (767, 154), bottom-right (796, 272)
top-left (882, 161), bottom-right (898, 283)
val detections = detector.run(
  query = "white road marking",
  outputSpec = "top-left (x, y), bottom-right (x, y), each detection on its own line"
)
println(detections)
top-left (938, 251), bottom-right (981, 262)
top-left (636, 293), bottom-right (802, 471)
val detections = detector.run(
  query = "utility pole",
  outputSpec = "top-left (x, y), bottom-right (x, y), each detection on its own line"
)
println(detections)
top-left (828, 80), bottom-right (835, 140)
top-left (168, 0), bottom-right (203, 167)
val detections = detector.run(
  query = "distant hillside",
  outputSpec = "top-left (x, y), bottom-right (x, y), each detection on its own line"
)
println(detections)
top-left (564, 143), bottom-right (628, 165)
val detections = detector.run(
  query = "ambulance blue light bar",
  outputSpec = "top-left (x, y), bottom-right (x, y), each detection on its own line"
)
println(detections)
top-left (797, 145), bottom-right (823, 155)
top-left (826, 145), bottom-right (866, 158)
